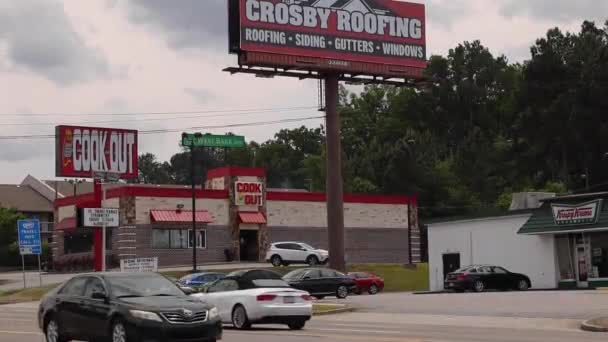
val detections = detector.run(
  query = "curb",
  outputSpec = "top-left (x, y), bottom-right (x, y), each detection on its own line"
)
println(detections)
top-left (313, 305), bottom-right (356, 316)
top-left (581, 318), bottom-right (608, 332)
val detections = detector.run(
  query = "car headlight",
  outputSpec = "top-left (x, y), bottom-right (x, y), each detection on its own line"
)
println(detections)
top-left (129, 310), bottom-right (163, 322)
top-left (207, 307), bottom-right (219, 320)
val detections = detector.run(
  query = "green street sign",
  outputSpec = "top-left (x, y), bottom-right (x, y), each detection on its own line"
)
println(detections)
top-left (181, 133), bottom-right (246, 148)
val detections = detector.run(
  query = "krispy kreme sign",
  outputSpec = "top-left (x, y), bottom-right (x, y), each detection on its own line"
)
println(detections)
top-left (235, 181), bottom-right (264, 206)
top-left (55, 125), bottom-right (138, 179)
top-left (551, 200), bottom-right (602, 226)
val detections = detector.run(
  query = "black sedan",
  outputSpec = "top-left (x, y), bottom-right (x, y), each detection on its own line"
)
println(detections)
top-left (444, 265), bottom-right (531, 292)
top-left (38, 272), bottom-right (222, 342)
top-left (283, 268), bottom-right (357, 299)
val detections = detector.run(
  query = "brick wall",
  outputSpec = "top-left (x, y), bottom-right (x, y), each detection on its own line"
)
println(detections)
top-left (122, 224), bottom-right (233, 267)
top-left (267, 201), bottom-right (408, 229)
top-left (268, 227), bottom-right (409, 264)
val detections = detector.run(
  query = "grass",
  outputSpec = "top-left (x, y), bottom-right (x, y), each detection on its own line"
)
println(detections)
top-left (348, 263), bottom-right (429, 292)
top-left (0, 284), bottom-right (59, 305)
top-left (162, 263), bottom-right (429, 293)
top-left (312, 303), bottom-right (346, 315)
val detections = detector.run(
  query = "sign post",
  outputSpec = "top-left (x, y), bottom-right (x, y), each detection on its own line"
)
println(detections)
top-left (181, 133), bottom-right (246, 271)
top-left (85, 174), bottom-right (120, 273)
top-left (55, 125), bottom-right (139, 272)
top-left (17, 219), bottom-right (42, 289)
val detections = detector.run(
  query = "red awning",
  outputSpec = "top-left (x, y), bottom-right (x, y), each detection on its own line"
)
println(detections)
top-left (56, 217), bottom-right (77, 231)
top-left (238, 212), bottom-right (267, 224)
top-left (150, 210), bottom-right (214, 223)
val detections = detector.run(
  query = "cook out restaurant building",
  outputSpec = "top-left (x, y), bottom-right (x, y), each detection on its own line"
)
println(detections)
top-left (52, 167), bottom-right (422, 267)
top-left (518, 192), bottom-right (608, 288)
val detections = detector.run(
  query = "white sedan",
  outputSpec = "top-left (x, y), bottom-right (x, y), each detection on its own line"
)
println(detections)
top-left (191, 269), bottom-right (313, 330)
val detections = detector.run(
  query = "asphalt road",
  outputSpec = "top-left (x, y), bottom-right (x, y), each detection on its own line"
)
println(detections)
top-left (323, 290), bottom-right (608, 320)
top-left (1, 292), bottom-right (606, 342)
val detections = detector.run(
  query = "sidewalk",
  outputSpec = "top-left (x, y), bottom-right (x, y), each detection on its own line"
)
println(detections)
top-left (0, 262), bottom-right (269, 291)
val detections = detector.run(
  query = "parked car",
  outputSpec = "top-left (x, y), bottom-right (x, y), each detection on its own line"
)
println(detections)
top-left (166, 276), bottom-right (198, 294)
top-left (283, 268), bottom-right (357, 299)
top-left (444, 265), bottom-right (532, 292)
top-left (38, 272), bottom-right (222, 342)
top-left (179, 272), bottom-right (225, 290)
top-left (191, 269), bottom-right (312, 330)
top-left (348, 272), bottom-right (385, 295)
top-left (265, 241), bottom-right (329, 266)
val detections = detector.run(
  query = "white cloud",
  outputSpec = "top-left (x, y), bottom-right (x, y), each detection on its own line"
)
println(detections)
top-left (0, 0), bottom-right (111, 85)
top-left (0, 0), bottom-right (604, 183)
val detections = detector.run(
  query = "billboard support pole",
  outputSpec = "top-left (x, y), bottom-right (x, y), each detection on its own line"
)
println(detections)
top-left (93, 179), bottom-right (103, 272)
top-left (325, 73), bottom-right (346, 273)
top-left (191, 143), bottom-right (198, 273)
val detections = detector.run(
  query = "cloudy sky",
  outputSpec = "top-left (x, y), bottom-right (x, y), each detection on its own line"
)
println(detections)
top-left (0, 0), bottom-right (605, 183)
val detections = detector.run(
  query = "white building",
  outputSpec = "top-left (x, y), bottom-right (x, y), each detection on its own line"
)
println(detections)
top-left (427, 212), bottom-right (558, 291)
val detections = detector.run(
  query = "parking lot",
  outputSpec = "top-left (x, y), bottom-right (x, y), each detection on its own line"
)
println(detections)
top-left (336, 290), bottom-right (608, 319)
top-left (1, 290), bottom-right (606, 342)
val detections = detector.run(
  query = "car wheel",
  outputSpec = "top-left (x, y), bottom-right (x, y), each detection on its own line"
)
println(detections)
top-left (368, 284), bottom-right (379, 295)
top-left (271, 255), bottom-right (283, 267)
top-left (112, 320), bottom-right (128, 342)
top-left (517, 279), bottom-right (529, 291)
top-left (336, 285), bottom-right (349, 299)
top-left (45, 317), bottom-right (67, 342)
top-left (473, 280), bottom-right (485, 293)
top-left (288, 320), bottom-right (306, 330)
top-left (306, 255), bottom-right (319, 266)
top-left (232, 305), bottom-right (251, 330)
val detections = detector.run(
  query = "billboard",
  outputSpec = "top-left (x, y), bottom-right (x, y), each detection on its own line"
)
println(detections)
top-left (229, 0), bottom-right (426, 76)
top-left (56, 125), bottom-right (138, 179)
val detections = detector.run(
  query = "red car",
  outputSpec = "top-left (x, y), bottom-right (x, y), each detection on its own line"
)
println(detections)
top-left (348, 272), bottom-right (385, 295)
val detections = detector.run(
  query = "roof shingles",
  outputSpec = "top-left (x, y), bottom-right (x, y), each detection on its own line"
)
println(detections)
top-left (0, 185), bottom-right (53, 212)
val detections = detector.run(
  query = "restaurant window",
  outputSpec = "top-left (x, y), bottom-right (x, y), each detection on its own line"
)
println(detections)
top-left (590, 233), bottom-right (608, 278)
top-left (152, 229), bottom-right (206, 249)
top-left (556, 235), bottom-right (575, 280)
top-left (64, 233), bottom-right (92, 254)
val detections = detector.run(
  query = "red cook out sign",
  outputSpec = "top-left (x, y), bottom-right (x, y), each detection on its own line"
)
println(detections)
top-left (235, 181), bottom-right (264, 206)
top-left (55, 125), bottom-right (138, 179)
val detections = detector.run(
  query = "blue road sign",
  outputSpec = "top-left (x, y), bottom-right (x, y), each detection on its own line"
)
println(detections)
top-left (17, 219), bottom-right (41, 255)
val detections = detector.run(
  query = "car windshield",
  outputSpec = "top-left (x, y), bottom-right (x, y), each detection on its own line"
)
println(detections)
top-left (299, 243), bottom-right (315, 250)
top-left (178, 274), bottom-right (195, 282)
top-left (107, 274), bottom-right (185, 298)
top-left (454, 267), bottom-right (475, 273)
top-left (283, 269), bottom-right (306, 280)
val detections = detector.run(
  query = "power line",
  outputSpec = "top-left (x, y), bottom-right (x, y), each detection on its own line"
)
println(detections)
top-left (0, 106), bottom-right (318, 117)
top-left (0, 115), bottom-right (326, 140)
top-left (0, 107), bottom-right (317, 126)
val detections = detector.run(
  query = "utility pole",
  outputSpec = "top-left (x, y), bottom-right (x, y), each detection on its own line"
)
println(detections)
top-left (191, 143), bottom-right (197, 272)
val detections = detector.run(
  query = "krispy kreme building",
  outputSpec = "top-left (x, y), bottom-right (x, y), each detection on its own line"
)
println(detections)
top-left (52, 166), bottom-right (421, 267)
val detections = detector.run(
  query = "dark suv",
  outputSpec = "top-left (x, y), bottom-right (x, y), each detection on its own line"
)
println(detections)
top-left (38, 272), bottom-right (222, 342)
